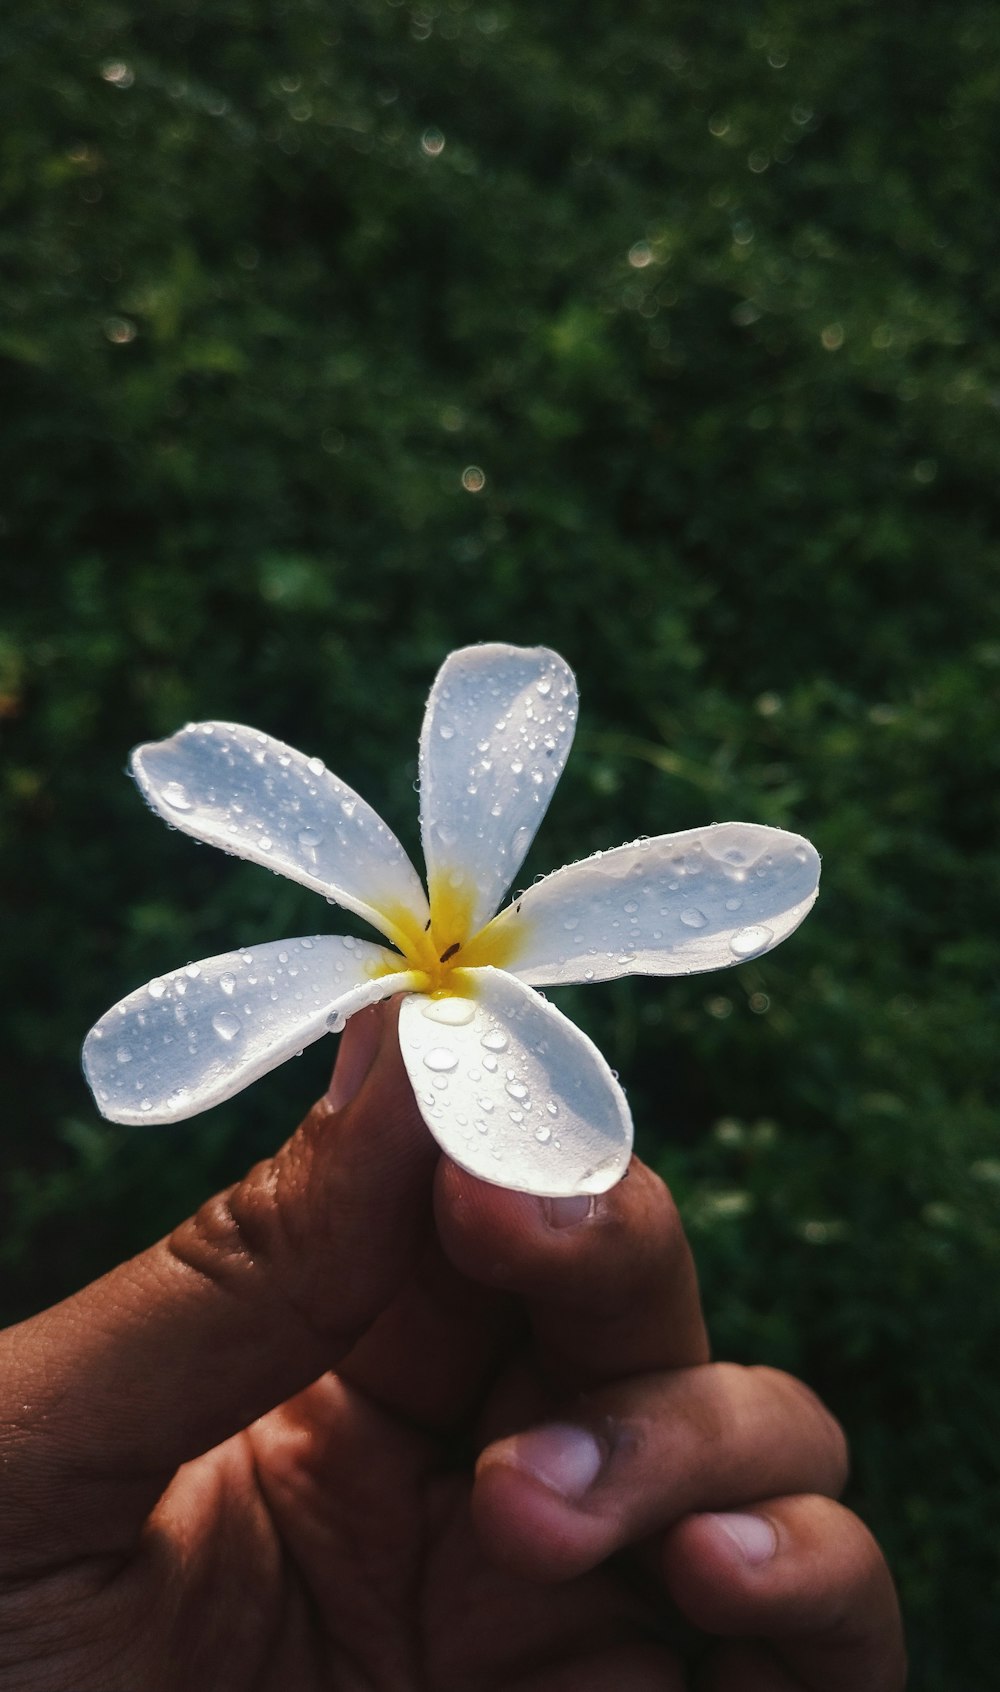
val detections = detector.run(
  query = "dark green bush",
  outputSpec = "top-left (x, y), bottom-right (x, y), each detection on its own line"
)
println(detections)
top-left (2, 2), bottom-right (998, 1683)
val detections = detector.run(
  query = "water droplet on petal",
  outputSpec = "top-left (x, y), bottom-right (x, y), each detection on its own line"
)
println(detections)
top-left (535, 676), bottom-right (552, 697)
top-left (212, 1011), bottom-right (242, 1042)
top-left (438, 722), bottom-right (456, 740)
top-left (423, 1046), bottom-right (459, 1073)
top-left (481, 1029), bottom-right (508, 1052)
top-left (534, 1124), bottom-right (552, 1143)
top-left (729, 924), bottom-right (774, 958)
top-left (116, 1047), bottom-right (132, 1065)
top-left (148, 978), bottom-right (167, 1000)
top-left (725, 897), bottom-right (743, 912)
top-left (298, 828), bottom-right (323, 852)
top-left (162, 780), bottom-right (192, 811)
top-left (423, 997), bottom-right (476, 1026)
top-left (680, 908), bottom-right (708, 929)
top-left (505, 1080), bottom-right (529, 1101)
top-left (307, 755), bottom-right (325, 776)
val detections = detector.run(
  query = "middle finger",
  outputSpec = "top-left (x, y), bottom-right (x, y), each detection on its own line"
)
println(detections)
top-left (472, 1363), bottom-right (848, 1582)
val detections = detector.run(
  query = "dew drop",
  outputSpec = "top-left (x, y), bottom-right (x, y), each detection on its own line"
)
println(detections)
top-left (680, 908), bottom-right (708, 929)
top-left (481, 1029), bottom-right (508, 1052)
top-left (423, 996), bottom-right (476, 1026)
top-left (307, 756), bottom-right (325, 776)
top-left (546, 1099), bottom-right (559, 1117)
top-left (477, 1097), bottom-right (495, 1113)
top-left (340, 799), bottom-right (357, 820)
top-left (423, 1046), bottom-right (459, 1073)
top-left (212, 1011), bottom-right (242, 1042)
top-left (438, 722), bottom-right (456, 741)
top-left (257, 835), bottom-right (273, 852)
top-left (298, 828), bottom-right (323, 852)
top-left (435, 821), bottom-right (459, 846)
top-left (116, 1047), bottom-right (132, 1065)
top-left (624, 900), bottom-right (639, 915)
top-left (729, 924), bottom-right (774, 958)
top-left (162, 780), bottom-right (192, 811)
top-left (535, 676), bottom-right (553, 697)
top-left (147, 978), bottom-right (167, 1000)
top-left (725, 897), bottom-right (743, 912)
top-left (482, 1055), bottom-right (499, 1073)
top-left (534, 1124), bottom-right (552, 1143)
top-left (505, 1079), bottom-right (528, 1101)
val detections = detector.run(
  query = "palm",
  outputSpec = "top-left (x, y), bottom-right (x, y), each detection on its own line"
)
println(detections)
top-left (158, 1376), bottom-right (655, 1688)
top-left (20, 1344), bottom-right (666, 1691)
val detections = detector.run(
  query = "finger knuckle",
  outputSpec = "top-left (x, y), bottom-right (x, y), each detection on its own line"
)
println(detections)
top-left (749, 1366), bottom-right (850, 1490)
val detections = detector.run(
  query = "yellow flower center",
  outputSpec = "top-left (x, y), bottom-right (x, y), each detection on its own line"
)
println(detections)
top-left (374, 870), bottom-right (521, 995)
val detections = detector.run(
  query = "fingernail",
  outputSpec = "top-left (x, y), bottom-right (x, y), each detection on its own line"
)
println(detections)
top-left (710, 1511), bottom-right (778, 1565)
top-left (500, 1423), bottom-right (606, 1501)
top-left (326, 1006), bottom-right (385, 1111)
top-left (544, 1194), bottom-right (598, 1229)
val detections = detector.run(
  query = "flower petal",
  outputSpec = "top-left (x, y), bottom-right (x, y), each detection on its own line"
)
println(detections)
top-left (418, 644), bottom-right (578, 941)
top-left (132, 723), bottom-right (429, 952)
top-left (478, 823), bottom-right (821, 985)
top-left (397, 966), bottom-right (632, 1197)
top-left (83, 936), bottom-right (415, 1124)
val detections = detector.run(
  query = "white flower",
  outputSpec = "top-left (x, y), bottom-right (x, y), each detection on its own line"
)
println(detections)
top-left (83, 643), bottom-right (820, 1197)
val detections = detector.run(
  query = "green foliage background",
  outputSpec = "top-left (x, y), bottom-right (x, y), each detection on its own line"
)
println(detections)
top-left (2, 0), bottom-right (998, 1682)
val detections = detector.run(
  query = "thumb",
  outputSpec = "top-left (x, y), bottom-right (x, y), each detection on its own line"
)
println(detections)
top-left (0, 998), bottom-right (436, 1568)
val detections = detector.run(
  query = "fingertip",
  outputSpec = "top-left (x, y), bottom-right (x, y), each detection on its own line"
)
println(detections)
top-left (663, 1497), bottom-right (907, 1692)
top-left (471, 1440), bottom-right (611, 1582)
top-left (662, 1507), bottom-right (788, 1632)
top-left (324, 1000), bottom-right (389, 1111)
top-left (433, 1161), bottom-right (601, 1279)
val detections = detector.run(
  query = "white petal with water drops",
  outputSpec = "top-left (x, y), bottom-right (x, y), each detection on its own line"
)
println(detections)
top-left (83, 936), bottom-right (416, 1124)
top-left (418, 644), bottom-right (578, 937)
top-left (131, 723), bottom-right (429, 950)
top-left (483, 823), bottom-right (820, 985)
top-left (397, 967), bottom-right (632, 1196)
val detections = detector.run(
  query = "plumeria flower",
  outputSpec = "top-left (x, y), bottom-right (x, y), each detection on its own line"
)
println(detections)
top-left (83, 643), bottom-right (820, 1197)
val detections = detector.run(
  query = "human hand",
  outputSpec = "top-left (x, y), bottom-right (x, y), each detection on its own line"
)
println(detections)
top-left (0, 1002), bottom-right (905, 1690)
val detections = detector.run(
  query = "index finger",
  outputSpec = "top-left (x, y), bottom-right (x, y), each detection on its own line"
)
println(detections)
top-left (434, 1155), bottom-right (710, 1389)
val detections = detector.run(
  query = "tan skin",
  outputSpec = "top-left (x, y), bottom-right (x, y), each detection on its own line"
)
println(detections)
top-left (0, 1004), bottom-right (906, 1691)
